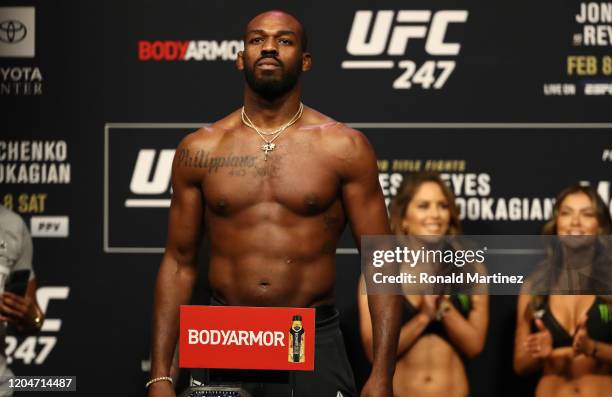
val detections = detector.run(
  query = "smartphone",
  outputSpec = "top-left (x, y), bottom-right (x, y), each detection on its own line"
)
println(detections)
top-left (5, 269), bottom-right (31, 296)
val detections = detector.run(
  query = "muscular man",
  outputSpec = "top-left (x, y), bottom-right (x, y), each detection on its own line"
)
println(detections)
top-left (148, 10), bottom-right (401, 397)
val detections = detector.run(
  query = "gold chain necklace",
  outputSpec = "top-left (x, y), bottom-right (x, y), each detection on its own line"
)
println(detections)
top-left (241, 102), bottom-right (304, 160)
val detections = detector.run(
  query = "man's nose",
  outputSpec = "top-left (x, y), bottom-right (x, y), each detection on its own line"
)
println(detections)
top-left (262, 37), bottom-right (278, 55)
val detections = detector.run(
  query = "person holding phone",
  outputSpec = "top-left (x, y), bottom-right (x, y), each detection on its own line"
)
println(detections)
top-left (0, 204), bottom-right (45, 396)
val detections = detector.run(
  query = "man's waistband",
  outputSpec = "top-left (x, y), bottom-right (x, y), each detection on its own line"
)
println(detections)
top-left (209, 295), bottom-right (338, 327)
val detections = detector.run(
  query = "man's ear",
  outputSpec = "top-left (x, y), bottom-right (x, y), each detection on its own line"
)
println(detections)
top-left (236, 51), bottom-right (244, 70)
top-left (302, 52), bottom-right (312, 72)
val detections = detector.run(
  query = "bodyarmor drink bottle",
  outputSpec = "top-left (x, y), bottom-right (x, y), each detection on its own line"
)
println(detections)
top-left (288, 315), bottom-right (305, 363)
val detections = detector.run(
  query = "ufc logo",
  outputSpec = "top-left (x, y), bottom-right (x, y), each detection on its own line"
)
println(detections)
top-left (129, 149), bottom-right (174, 194)
top-left (37, 286), bottom-right (69, 332)
top-left (346, 10), bottom-right (468, 56)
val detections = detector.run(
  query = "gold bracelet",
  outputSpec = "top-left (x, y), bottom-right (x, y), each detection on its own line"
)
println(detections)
top-left (33, 310), bottom-right (44, 330)
top-left (145, 376), bottom-right (173, 389)
top-left (33, 315), bottom-right (42, 329)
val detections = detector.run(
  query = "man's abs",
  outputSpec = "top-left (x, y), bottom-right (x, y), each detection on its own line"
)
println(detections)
top-left (208, 254), bottom-right (337, 307)
top-left (205, 202), bottom-right (344, 307)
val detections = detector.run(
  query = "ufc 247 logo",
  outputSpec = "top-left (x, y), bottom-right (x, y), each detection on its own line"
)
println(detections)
top-left (5, 287), bottom-right (70, 365)
top-left (342, 10), bottom-right (469, 90)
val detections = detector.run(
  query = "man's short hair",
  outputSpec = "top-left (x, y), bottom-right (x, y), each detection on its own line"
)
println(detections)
top-left (285, 11), bottom-right (308, 52)
top-left (247, 10), bottom-right (309, 52)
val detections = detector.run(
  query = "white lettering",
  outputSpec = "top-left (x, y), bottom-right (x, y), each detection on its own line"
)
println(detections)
top-left (347, 11), bottom-right (395, 55)
top-left (188, 330), bottom-right (199, 344)
top-left (425, 11), bottom-right (468, 55)
top-left (188, 329), bottom-right (287, 346)
top-left (129, 149), bottom-right (174, 194)
top-left (37, 287), bottom-right (70, 332)
top-left (388, 11), bottom-right (430, 55)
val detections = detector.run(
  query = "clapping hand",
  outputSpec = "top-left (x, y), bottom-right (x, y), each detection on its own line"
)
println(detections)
top-left (525, 319), bottom-right (553, 359)
top-left (573, 316), bottom-right (595, 357)
top-left (419, 295), bottom-right (439, 321)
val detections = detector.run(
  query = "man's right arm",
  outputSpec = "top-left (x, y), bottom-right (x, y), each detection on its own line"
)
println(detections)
top-left (149, 135), bottom-right (204, 396)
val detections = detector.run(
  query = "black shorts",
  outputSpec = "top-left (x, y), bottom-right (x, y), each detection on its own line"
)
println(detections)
top-left (189, 300), bottom-right (357, 397)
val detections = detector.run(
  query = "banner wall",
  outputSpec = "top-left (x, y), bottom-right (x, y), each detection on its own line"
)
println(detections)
top-left (1, 1), bottom-right (611, 395)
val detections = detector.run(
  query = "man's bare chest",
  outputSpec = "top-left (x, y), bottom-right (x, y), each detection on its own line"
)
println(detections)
top-left (193, 140), bottom-right (342, 216)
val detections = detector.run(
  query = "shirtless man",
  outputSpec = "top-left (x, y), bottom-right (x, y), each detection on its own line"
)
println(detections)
top-left (148, 10), bottom-right (401, 397)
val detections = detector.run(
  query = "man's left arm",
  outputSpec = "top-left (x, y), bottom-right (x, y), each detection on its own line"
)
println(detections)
top-left (338, 127), bottom-right (401, 396)
top-left (0, 218), bottom-right (44, 333)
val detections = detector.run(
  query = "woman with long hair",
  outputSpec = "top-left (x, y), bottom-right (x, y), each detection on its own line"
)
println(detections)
top-left (358, 171), bottom-right (488, 397)
top-left (514, 184), bottom-right (612, 397)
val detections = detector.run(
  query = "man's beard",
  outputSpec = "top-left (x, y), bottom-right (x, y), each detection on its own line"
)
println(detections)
top-left (244, 58), bottom-right (301, 100)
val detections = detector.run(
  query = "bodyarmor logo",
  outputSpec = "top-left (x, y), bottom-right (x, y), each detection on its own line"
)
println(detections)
top-left (138, 40), bottom-right (243, 61)
top-left (342, 10), bottom-right (468, 89)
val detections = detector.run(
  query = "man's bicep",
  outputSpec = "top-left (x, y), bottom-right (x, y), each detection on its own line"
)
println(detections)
top-left (164, 164), bottom-right (204, 267)
top-left (341, 133), bottom-right (390, 247)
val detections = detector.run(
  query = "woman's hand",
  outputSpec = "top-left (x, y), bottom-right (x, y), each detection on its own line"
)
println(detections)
top-left (418, 295), bottom-right (439, 321)
top-left (573, 316), bottom-right (596, 357)
top-left (525, 319), bottom-right (553, 359)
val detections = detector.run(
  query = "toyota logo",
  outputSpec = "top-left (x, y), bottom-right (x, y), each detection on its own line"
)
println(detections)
top-left (0, 20), bottom-right (28, 43)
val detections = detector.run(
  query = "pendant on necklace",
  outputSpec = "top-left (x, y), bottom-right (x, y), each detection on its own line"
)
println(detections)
top-left (261, 142), bottom-right (276, 161)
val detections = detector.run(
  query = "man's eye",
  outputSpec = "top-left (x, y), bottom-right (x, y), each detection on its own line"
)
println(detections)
top-left (279, 39), bottom-right (292, 45)
top-left (250, 37), bottom-right (263, 43)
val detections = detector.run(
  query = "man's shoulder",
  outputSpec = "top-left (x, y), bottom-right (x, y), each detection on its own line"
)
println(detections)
top-left (0, 205), bottom-right (27, 234)
top-left (0, 205), bottom-right (25, 227)
top-left (303, 107), bottom-right (370, 151)
top-left (177, 110), bottom-right (242, 150)
top-left (301, 109), bottom-right (375, 177)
